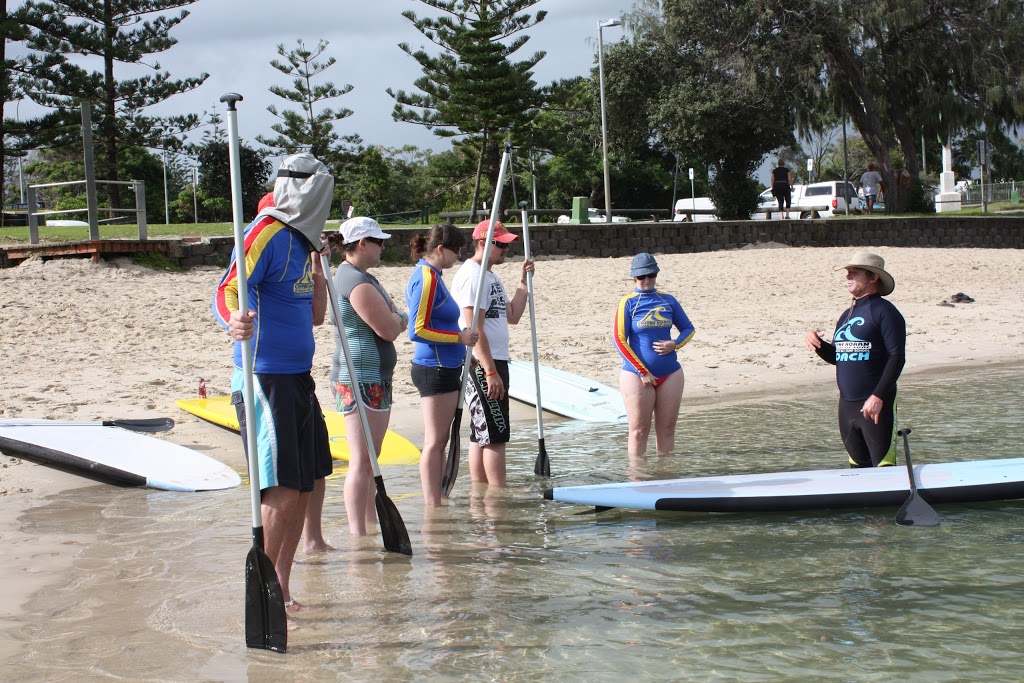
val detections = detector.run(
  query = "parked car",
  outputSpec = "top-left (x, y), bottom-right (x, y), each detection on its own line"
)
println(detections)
top-left (757, 181), bottom-right (861, 219)
top-left (672, 197), bottom-right (717, 222)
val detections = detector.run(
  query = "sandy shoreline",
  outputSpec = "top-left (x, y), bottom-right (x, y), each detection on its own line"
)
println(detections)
top-left (1, 244), bottom-right (1022, 652)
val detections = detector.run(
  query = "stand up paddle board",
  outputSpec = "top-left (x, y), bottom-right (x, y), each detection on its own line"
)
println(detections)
top-left (175, 396), bottom-right (420, 465)
top-left (507, 360), bottom-right (627, 423)
top-left (0, 420), bottom-right (242, 491)
top-left (545, 458), bottom-right (1024, 512)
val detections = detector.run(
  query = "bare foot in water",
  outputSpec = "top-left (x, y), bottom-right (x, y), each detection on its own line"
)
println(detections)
top-left (285, 599), bottom-right (309, 613)
top-left (302, 538), bottom-right (336, 554)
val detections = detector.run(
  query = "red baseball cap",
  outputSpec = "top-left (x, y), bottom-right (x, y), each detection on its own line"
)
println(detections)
top-left (257, 191), bottom-right (275, 213)
top-left (473, 220), bottom-right (518, 243)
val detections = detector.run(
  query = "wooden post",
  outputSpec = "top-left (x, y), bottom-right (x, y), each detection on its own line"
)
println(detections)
top-left (81, 103), bottom-right (100, 240)
top-left (26, 185), bottom-right (39, 244)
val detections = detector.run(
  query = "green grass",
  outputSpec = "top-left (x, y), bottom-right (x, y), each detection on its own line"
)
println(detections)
top-left (0, 222), bottom-right (234, 244)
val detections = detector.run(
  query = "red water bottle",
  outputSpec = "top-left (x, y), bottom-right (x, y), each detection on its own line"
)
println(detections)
top-left (198, 378), bottom-right (207, 399)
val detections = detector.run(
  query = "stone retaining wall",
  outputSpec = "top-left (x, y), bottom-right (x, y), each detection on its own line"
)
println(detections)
top-left (3, 216), bottom-right (1020, 269)
top-left (182, 216), bottom-right (1023, 266)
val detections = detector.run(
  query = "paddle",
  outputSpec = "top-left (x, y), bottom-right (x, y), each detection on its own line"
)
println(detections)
top-left (320, 251), bottom-right (412, 556)
top-left (222, 92), bottom-right (287, 653)
top-left (894, 427), bottom-right (940, 527)
top-left (441, 142), bottom-right (514, 497)
top-left (519, 202), bottom-right (549, 477)
top-left (1, 418), bottom-right (174, 433)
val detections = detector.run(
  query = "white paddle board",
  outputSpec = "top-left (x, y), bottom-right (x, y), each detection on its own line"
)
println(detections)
top-left (0, 420), bottom-right (242, 492)
top-left (507, 360), bottom-right (627, 423)
top-left (545, 458), bottom-right (1024, 512)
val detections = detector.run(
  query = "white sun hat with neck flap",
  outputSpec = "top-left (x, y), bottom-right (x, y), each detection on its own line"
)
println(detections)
top-left (263, 152), bottom-right (335, 250)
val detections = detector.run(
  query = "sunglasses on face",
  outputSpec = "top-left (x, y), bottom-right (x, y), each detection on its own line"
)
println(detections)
top-left (491, 240), bottom-right (509, 250)
top-left (635, 274), bottom-right (656, 281)
top-left (365, 237), bottom-right (385, 246)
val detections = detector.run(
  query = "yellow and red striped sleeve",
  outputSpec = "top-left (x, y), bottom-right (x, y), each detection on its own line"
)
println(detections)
top-left (614, 293), bottom-right (648, 375)
top-left (411, 264), bottom-right (461, 344)
top-left (214, 217), bottom-right (282, 327)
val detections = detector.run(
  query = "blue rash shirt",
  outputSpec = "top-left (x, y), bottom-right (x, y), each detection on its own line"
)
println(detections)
top-left (614, 288), bottom-right (695, 378)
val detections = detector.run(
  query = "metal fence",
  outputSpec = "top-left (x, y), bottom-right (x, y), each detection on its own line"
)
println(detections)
top-left (960, 181), bottom-right (1021, 207)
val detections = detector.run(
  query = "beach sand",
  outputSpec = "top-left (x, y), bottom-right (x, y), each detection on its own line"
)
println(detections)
top-left (1, 244), bottom-right (1022, 657)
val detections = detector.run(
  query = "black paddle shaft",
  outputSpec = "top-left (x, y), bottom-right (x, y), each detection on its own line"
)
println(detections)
top-left (895, 427), bottom-right (941, 527)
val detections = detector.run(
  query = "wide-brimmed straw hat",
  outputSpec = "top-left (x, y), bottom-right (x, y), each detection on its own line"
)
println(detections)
top-left (838, 251), bottom-right (895, 296)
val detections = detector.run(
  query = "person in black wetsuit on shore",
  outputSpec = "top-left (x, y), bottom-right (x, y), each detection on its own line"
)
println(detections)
top-left (804, 252), bottom-right (906, 468)
top-left (770, 159), bottom-right (794, 219)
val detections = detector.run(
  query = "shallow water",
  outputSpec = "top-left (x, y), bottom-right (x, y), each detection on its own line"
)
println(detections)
top-left (5, 366), bottom-right (1024, 681)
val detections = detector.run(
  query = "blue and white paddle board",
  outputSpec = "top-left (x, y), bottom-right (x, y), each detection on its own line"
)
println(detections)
top-left (545, 458), bottom-right (1024, 512)
top-left (0, 420), bottom-right (241, 492)
top-left (507, 360), bottom-right (627, 423)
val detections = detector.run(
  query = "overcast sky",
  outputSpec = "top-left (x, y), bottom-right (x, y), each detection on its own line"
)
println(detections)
top-left (21, 0), bottom-right (633, 156)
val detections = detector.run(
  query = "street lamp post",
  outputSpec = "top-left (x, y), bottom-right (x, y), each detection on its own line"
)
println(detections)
top-left (162, 149), bottom-right (170, 224)
top-left (597, 18), bottom-right (621, 224)
top-left (192, 167), bottom-right (199, 223)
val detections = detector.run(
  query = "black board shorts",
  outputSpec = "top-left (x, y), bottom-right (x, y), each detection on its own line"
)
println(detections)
top-left (465, 360), bottom-right (511, 446)
top-left (232, 371), bottom-right (333, 492)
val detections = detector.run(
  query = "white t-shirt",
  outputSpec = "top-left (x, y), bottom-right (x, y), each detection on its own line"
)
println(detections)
top-left (450, 258), bottom-right (510, 361)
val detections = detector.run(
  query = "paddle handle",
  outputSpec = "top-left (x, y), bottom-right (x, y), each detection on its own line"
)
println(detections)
top-left (223, 94), bottom-right (264, 533)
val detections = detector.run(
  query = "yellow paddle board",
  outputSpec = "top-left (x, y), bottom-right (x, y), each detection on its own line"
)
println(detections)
top-left (175, 396), bottom-right (420, 465)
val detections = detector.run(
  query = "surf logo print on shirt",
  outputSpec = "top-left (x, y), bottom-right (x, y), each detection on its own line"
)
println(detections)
top-left (636, 305), bottom-right (672, 329)
top-left (834, 316), bottom-right (871, 362)
top-left (485, 282), bottom-right (506, 320)
top-left (293, 258), bottom-right (314, 295)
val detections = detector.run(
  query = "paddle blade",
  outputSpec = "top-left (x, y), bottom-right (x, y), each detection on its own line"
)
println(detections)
top-left (106, 417), bottom-right (175, 433)
top-left (441, 407), bottom-right (463, 497)
top-left (895, 493), bottom-right (940, 527)
top-left (533, 438), bottom-right (550, 477)
top-left (374, 478), bottom-right (413, 556)
top-left (245, 546), bottom-right (288, 653)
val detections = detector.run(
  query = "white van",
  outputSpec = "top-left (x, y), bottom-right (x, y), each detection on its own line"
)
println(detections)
top-left (672, 197), bottom-right (717, 222)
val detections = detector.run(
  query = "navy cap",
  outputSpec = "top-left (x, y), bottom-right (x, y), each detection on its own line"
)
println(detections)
top-left (630, 252), bottom-right (659, 278)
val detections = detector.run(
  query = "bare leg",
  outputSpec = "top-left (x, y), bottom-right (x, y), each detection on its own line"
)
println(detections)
top-left (420, 391), bottom-right (459, 506)
top-left (479, 444), bottom-right (507, 487)
top-left (653, 369), bottom-right (685, 455)
top-left (261, 485), bottom-right (311, 607)
top-left (468, 442), bottom-right (486, 483)
top-left (344, 409), bottom-right (391, 535)
top-left (620, 370), bottom-right (656, 457)
top-left (301, 478), bottom-right (334, 553)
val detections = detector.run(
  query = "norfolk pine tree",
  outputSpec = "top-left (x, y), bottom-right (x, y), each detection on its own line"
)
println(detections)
top-left (389, 0), bottom-right (546, 219)
top-left (2, 2), bottom-right (68, 212)
top-left (19, 0), bottom-right (207, 210)
top-left (256, 39), bottom-right (355, 165)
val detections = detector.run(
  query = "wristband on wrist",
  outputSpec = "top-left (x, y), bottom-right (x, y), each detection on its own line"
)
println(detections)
top-left (485, 370), bottom-right (498, 377)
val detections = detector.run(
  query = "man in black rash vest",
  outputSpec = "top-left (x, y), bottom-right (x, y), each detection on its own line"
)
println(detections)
top-left (805, 252), bottom-right (906, 468)
top-left (770, 158), bottom-right (794, 218)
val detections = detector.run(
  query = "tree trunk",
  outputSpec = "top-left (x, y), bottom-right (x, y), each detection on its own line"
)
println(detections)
top-left (1, 4), bottom-right (7, 216)
top-left (101, 0), bottom-right (120, 210)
